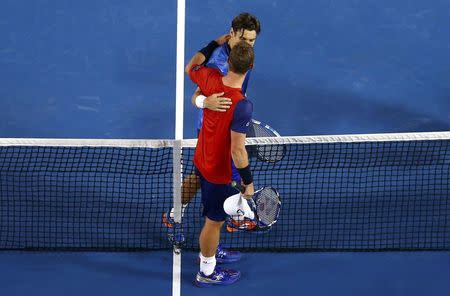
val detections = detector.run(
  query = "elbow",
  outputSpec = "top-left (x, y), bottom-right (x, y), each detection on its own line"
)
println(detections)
top-left (185, 61), bottom-right (194, 74)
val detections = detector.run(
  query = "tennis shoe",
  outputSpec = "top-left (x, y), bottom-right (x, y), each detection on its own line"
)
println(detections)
top-left (226, 217), bottom-right (257, 232)
top-left (216, 245), bottom-right (241, 263)
top-left (195, 267), bottom-right (241, 287)
top-left (195, 245), bottom-right (241, 264)
top-left (163, 210), bottom-right (185, 247)
top-left (162, 210), bottom-right (174, 228)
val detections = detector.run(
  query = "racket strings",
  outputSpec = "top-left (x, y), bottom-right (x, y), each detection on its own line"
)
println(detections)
top-left (255, 188), bottom-right (280, 226)
top-left (247, 121), bottom-right (285, 163)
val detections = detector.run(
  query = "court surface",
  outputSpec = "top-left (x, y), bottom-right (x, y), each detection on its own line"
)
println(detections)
top-left (1, 1), bottom-right (450, 296)
top-left (1, 251), bottom-right (449, 296)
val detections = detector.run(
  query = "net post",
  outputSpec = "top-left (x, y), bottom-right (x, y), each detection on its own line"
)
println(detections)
top-left (172, 140), bottom-right (182, 226)
top-left (172, 139), bottom-right (182, 296)
top-left (171, 139), bottom-right (184, 249)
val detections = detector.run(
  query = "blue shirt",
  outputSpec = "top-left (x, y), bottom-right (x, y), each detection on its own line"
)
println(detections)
top-left (231, 100), bottom-right (253, 133)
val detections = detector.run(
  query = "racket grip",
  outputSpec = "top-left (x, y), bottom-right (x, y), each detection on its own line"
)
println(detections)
top-left (231, 181), bottom-right (246, 193)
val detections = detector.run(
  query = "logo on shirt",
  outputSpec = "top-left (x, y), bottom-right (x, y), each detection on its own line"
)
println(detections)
top-left (245, 122), bottom-right (250, 127)
top-left (192, 65), bottom-right (202, 72)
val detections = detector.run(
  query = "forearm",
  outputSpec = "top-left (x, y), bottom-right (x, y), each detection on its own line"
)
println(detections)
top-left (231, 130), bottom-right (253, 185)
top-left (232, 147), bottom-right (253, 185)
top-left (185, 52), bottom-right (206, 74)
top-left (185, 40), bottom-right (220, 74)
top-left (231, 147), bottom-right (249, 169)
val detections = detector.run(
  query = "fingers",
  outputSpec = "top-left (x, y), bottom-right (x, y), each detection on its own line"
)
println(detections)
top-left (205, 93), bottom-right (232, 112)
top-left (243, 183), bottom-right (254, 199)
top-left (242, 191), bottom-right (254, 199)
top-left (216, 99), bottom-right (232, 112)
top-left (215, 34), bottom-right (231, 45)
top-left (219, 99), bottom-right (232, 106)
top-left (214, 105), bottom-right (230, 112)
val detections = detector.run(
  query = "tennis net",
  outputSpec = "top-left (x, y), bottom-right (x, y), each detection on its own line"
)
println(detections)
top-left (1, 132), bottom-right (449, 251)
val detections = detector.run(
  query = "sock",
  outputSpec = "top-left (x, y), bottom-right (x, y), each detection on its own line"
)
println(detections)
top-left (169, 204), bottom-right (187, 219)
top-left (199, 253), bottom-right (216, 276)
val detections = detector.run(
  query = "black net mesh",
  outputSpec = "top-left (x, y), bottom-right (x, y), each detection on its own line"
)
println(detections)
top-left (1, 137), bottom-right (449, 251)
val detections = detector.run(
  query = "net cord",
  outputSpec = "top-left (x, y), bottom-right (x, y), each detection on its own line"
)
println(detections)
top-left (1, 131), bottom-right (450, 148)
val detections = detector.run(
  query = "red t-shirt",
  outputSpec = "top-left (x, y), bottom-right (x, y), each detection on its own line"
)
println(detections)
top-left (189, 64), bottom-right (252, 184)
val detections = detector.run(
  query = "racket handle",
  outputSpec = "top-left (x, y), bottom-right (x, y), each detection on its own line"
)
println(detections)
top-left (231, 181), bottom-right (246, 193)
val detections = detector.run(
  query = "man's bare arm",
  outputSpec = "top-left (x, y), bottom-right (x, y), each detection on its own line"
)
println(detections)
top-left (186, 34), bottom-right (232, 111)
top-left (185, 34), bottom-right (230, 74)
top-left (231, 130), bottom-right (254, 198)
top-left (231, 131), bottom-right (249, 168)
top-left (185, 53), bottom-right (206, 74)
top-left (191, 89), bottom-right (232, 112)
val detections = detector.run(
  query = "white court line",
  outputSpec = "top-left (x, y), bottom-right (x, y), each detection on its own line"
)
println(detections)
top-left (173, 0), bottom-right (185, 295)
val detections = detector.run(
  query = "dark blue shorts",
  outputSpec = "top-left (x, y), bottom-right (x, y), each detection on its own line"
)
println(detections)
top-left (198, 172), bottom-right (239, 222)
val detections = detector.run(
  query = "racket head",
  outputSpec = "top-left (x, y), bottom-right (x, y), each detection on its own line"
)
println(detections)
top-left (227, 182), bottom-right (281, 232)
top-left (253, 186), bottom-right (281, 229)
top-left (246, 119), bottom-right (286, 163)
top-left (247, 119), bottom-right (281, 137)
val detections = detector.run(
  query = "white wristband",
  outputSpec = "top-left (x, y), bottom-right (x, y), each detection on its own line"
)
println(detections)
top-left (195, 95), bottom-right (206, 109)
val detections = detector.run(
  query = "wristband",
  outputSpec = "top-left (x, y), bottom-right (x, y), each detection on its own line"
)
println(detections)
top-left (195, 95), bottom-right (206, 108)
top-left (237, 165), bottom-right (253, 185)
top-left (198, 40), bottom-right (220, 60)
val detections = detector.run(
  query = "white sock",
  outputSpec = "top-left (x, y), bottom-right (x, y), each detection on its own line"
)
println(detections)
top-left (199, 253), bottom-right (216, 276)
top-left (169, 204), bottom-right (187, 219)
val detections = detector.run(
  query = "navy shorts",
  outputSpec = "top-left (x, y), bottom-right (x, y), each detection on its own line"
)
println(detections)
top-left (198, 172), bottom-right (239, 222)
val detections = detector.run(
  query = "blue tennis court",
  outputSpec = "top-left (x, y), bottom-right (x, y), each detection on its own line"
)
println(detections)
top-left (1, 1), bottom-right (450, 296)
top-left (1, 251), bottom-right (449, 295)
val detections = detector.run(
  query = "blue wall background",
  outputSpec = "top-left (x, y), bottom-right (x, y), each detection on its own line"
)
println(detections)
top-left (1, 0), bottom-right (449, 139)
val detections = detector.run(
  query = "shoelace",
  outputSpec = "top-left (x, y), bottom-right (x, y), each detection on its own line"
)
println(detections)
top-left (211, 272), bottom-right (225, 280)
top-left (217, 249), bottom-right (226, 256)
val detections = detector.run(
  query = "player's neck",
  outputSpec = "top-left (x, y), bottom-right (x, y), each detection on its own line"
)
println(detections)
top-left (222, 71), bottom-right (245, 89)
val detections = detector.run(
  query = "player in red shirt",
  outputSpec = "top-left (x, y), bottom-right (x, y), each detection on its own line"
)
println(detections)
top-left (188, 41), bottom-right (255, 287)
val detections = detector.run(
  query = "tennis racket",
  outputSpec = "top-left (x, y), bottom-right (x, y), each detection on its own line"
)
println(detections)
top-left (246, 119), bottom-right (286, 163)
top-left (231, 181), bottom-right (281, 231)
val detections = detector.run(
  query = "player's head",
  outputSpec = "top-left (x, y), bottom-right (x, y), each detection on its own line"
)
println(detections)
top-left (229, 13), bottom-right (261, 48)
top-left (228, 41), bottom-right (254, 75)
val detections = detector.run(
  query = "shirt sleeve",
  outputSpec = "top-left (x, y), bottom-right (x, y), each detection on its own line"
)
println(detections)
top-left (231, 99), bottom-right (253, 134)
top-left (188, 64), bottom-right (208, 89)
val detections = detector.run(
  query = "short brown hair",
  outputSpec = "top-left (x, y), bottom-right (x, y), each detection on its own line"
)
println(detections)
top-left (232, 12), bottom-right (261, 35)
top-left (228, 41), bottom-right (254, 75)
